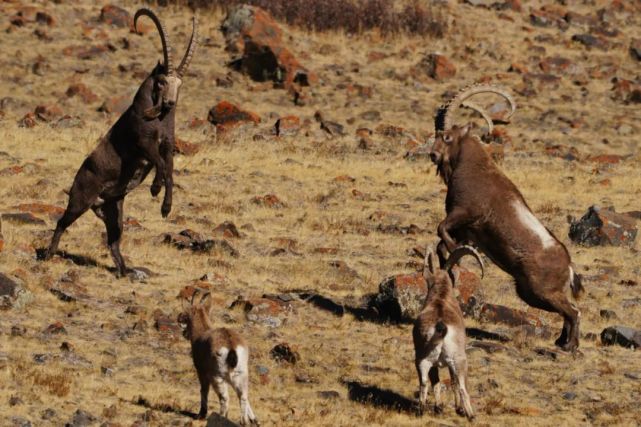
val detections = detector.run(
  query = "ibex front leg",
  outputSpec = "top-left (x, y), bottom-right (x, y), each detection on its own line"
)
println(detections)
top-left (159, 136), bottom-right (174, 218)
top-left (139, 133), bottom-right (170, 217)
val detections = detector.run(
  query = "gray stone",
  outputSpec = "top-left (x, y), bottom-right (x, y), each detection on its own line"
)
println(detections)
top-left (601, 325), bottom-right (641, 349)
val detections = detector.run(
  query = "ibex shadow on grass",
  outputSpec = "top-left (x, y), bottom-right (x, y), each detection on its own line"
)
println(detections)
top-left (40, 9), bottom-right (197, 277)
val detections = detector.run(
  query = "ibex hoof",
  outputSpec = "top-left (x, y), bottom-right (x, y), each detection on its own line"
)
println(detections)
top-left (150, 184), bottom-right (161, 197)
top-left (161, 203), bottom-right (171, 218)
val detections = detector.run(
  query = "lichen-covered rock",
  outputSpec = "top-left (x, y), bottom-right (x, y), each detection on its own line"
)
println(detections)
top-left (373, 272), bottom-right (427, 321)
top-left (221, 5), bottom-right (314, 97)
top-left (569, 206), bottom-right (637, 247)
top-left (0, 273), bottom-right (33, 310)
top-left (207, 101), bottom-right (260, 133)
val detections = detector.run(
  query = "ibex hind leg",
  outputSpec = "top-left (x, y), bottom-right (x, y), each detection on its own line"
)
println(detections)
top-left (101, 198), bottom-right (127, 278)
top-left (42, 170), bottom-right (101, 260)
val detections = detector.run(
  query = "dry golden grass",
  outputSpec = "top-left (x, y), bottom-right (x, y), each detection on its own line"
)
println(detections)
top-left (1, 0), bottom-right (640, 426)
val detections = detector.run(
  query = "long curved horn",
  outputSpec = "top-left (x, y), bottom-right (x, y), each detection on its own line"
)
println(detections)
top-left (177, 16), bottom-right (198, 77)
top-left (190, 287), bottom-right (201, 305)
top-left (199, 291), bottom-right (211, 305)
top-left (435, 83), bottom-right (516, 132)
top-left (444, 245), bottom-right (484, 279)
top-left (134, 8), bottom-right (174, 74)
top-left (461, 101), bottom-right (494, 134)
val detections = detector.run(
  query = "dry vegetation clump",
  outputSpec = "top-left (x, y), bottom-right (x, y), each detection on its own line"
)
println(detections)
top-left (162, 0), bottom-right (447, 37)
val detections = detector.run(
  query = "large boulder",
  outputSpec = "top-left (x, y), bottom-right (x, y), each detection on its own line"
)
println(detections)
top-left (569, 206), bottom-right (637, 247)
top-left (221, 5), bottom-right (314, 97)
top-left (372, 272), bottom-right (426, 322)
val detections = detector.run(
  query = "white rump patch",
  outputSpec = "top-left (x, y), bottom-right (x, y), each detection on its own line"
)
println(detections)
top-left (512, 200), bottom-right (555, 249)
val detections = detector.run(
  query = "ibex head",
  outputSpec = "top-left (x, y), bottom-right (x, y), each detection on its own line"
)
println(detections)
top-left (423, 245), bottom-right (484, 291)
top-left (429, 83), bottom-right (516, 181)
top-left (134, 9), bottom-right (198, 119)
top-left (177, 288), bottom-right (213, 340)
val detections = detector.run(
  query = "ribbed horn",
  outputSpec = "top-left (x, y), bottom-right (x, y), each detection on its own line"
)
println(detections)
top-left (190, 287), bottom-right (201, 305)
top-left (134, 8), bottom-right (174, 74)
top-left (177, 16), bottom-right (198, 77)
top-left (435, 83), bottom-right (516, 132)
top-left (461, 101), bottom-right (494, 134)
top-left (444, 245), bottom-right (484, 279)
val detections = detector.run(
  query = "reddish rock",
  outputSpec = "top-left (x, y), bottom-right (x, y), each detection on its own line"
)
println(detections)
top-left (544, 144), bottom-right (580, 161)
top-left (0, 165), bottom-right (24, 176)
top-left (62, 44), bottom-right (111, 60)
top-left (588, 154), bottom-right (623, 165)
top-left (98, 95), bottom-right (130, 115)
top-left (66, 83), bottom-right (98, 104)
top-left (13, 203), bottom-right (64, 221)
top-left (274, 116), bottom-right (301, 137)
top-left (455, 268), bottom-right (481, 305)
top-left (420, 53), bottom-right (456, 80)
top-left (99, 5), bottom-right (131, 28)
top-left (569, 206), bottom-right (637, 247)
top-left (153, 309), bottom-right (181, 338)
top-left (334, 175), bottom-right (355, 183)
top-left (221, 5), bottom-right (315, 96)
top-left (508, 62), bottom-right (529, 74)
top-left (207, 101), bottom-right (260, 133)
top-left (44, 321), bottom-right (66, 335)
top-left (251, 194), bottom-right (284, 208)
top-left (34, 105), bottom-right (63, 122)
top-left (367, 51), bottom-right (388, 63)
top-left (373, 272), bottom-right (427, 321)
top-left (174, 138), bottom-right (200, 156)
top-left (539, 56), bottom-right (573, 74)
top-left (18, 113), bottom-right (37, 128)
top-left (212, 221), bottom-right (241, 239)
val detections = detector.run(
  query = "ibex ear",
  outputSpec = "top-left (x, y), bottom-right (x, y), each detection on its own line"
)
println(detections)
top-left (423, 246), bottom-right (436, 279)
top-left (460, 124), bottom-right (471, 135)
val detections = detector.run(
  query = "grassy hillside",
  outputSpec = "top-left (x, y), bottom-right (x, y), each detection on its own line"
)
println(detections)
top-left (0, 0), bottom-right (640, 426)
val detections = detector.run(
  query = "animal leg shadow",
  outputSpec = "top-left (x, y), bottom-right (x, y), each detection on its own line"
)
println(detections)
top-left (36, 248), bottom-right (100, 268)
top-left (131, 395), bottom-right (199, 420)
top-left (292, 291), bottom-right (385, 323)
top-left (343, 380), bottom-right (420, 416)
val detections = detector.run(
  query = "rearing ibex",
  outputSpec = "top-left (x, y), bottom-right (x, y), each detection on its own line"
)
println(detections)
top-left (428, 83), bottom-right (584, 352)
top-left (40, 9), bottom-right (197, 277)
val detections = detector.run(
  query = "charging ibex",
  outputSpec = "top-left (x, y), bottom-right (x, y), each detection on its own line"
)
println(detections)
top-left (429, 83), bottom-right (584, 351)
top-left (40, 9), bottom-right (197, 277)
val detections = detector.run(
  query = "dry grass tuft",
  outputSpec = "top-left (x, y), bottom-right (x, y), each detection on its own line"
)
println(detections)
top-left (162, 0), bottom-right (447, 37)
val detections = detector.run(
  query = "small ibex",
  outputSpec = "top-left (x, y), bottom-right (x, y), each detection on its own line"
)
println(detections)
top-left (429, 83), bottom-right (584, 351)
top-left (178, 290), bottom-right (259, 425)
top-left (413, 245), bottom-right (483, 420)
top-left (40, 8), bottom-right (197, 277)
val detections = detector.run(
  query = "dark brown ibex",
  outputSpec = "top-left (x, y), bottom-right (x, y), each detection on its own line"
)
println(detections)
top-left (413, 245), bottom-right (483, 420)
top-left (40, 9), bottom-right (197, 277)
top-left (428, 84), bottom-right (584, 352)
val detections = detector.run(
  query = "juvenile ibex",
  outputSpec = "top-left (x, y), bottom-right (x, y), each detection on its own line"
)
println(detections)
top-left (40, 9), bottom-right (197, 277)
top-left (413, 245), bottom-right (482, 420)
top-left (178, 290), bottom-right (259, 425)
top-left (429, 84), bottom-right (584, 351)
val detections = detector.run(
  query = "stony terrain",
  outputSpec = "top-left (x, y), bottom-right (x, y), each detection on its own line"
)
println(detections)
top-left (0, 0), bottom-right (640, 426)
